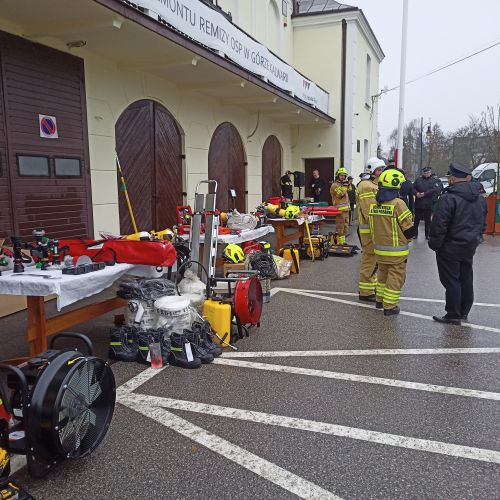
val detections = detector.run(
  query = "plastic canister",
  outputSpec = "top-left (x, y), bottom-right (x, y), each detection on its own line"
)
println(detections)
top-left (154, 296), bottom-right (192, 333)
top-left (282, 248), bottom-right (300, 273)
top-left (203, 299), bottom-right (232, 346)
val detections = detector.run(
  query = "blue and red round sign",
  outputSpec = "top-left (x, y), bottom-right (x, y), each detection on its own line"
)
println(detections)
top-left (39, 114), bottom-right (58, 139)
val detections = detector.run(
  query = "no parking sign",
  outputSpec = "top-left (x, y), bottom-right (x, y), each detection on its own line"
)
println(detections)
top-left (39, 114), bottom-right (58, 139)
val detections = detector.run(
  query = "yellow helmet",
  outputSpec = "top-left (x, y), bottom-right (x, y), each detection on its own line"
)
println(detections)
top-left (336, 167), bottom-right (348, 177)
top-left (223, 244), bottom-right (245, 264)
top-left (378, 169), bottom-right (406, 189)
top-left (284, 205), bottom-right (300, 219)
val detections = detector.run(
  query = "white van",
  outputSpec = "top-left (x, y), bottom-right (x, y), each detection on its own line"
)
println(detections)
top-left (471, 163), bottom-right (498, 195)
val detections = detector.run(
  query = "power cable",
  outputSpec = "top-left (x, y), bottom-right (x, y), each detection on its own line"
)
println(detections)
top-left (376, 38), bottom-right (500, 99)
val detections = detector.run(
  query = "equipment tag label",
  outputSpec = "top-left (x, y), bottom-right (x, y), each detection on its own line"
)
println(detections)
top-left (185, 343), bottom-right (194, 362)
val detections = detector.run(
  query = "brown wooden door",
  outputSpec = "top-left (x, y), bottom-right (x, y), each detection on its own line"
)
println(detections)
top-left (0, 30), bottom-right (92, 239)
top-left (116, 100), bottom-right (182, 234)
top-left (262, 135), bottom-right (282, 201)
top-left (0, 55), bottom-right (12, 238)
top-left (208, 122), bottom-right (246, 212)
top-left (305, 157), bottom-right (335, 204)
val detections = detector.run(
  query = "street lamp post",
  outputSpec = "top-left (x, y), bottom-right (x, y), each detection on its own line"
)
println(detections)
top-left (419, 117), bottom-right (432, 173)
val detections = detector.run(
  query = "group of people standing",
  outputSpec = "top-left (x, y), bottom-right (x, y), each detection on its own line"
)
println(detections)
top-left (355, 158), bottom-right (487, 325)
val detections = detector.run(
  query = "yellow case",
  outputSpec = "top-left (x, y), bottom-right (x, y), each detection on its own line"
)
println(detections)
top-left (203, 299), bottom-right (232, 346)
top-left (282, 248), bottom-right (300, 273)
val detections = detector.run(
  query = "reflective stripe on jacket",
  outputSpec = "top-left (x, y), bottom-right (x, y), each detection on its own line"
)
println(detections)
top-left (368, 198), bottom-right (414, 258)
top-left (330, 181), bottom-right (350, 211)
top-left (356, 178), bottom-right (378, 235)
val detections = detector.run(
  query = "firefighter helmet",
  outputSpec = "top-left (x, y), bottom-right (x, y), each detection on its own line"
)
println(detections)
top-left (223, 244), bottom-right (245, 264)
top-left (378, 169), bottom-right (406, 189)
top-left (284, 205), bottom-right (300, 219)
top-left (365, 157), bottom-right (386, 174)
top-left (336, 167), bottom-right (348, 177)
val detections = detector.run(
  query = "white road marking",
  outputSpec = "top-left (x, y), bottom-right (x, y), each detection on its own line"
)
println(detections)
top-left (119, 396), bottom-right (342, 500)
top-left (119, 392), bottom-right (500, 465)
top-left (274, 287), bottom-right (500, 308)
top-left (222, 347), bottom-right (500, 358)
top-left (213, 358), bottom-right (500, 401)
top-left (280, 289), bottom-right (500, 335)
top-left (116, 366), bottom-right (167, 393)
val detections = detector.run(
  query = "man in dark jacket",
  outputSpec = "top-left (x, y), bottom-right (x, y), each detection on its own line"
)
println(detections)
top-left (309, 169), bottom-right (327, 202)
top-left (385, 159), bottom-right (414, 212)
top-left (413, 167), bottom-right (441, 239)
top-left (280, 170), bottom-right (293, 200)
top-left (428, 163), bottom-right (488, 325)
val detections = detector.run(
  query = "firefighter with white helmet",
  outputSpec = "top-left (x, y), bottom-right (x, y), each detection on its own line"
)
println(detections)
top-left (356, 157), bottom-right (385, 301)
top-left (368, 169), bottom-right (416, 315)
top-left (330, 167), bottom-right (350, 244)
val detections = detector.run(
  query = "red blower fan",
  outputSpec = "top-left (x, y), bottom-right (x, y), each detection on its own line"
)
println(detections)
top-left (233, 275), bottom-right (263, 325)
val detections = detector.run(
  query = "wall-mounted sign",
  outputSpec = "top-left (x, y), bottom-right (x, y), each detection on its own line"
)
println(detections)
top-left (39, 114), bottom-right (58, 139)
top-left (125, 0), bottom-right (330, 115)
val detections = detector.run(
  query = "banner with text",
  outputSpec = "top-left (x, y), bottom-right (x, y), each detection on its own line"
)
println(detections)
top-left (124, 0), bottom-right (330, 114)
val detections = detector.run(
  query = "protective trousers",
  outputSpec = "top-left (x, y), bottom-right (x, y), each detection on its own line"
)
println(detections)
top-left (335, 212), bottom-right (349, 244)
top-left (413, 208), bottom-right (432, 238)
top-left (358, 235), bottom-right (377, 297)
top-left (376, 259), bottom-right (407, 310)
top-left (436, 251), bottom-right (474, 319)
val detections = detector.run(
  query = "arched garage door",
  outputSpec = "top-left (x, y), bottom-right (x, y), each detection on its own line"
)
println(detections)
top-left (115, 100), bottom-right (183, 234)
top-left (262, 135), bottom-right (282, 201)
top-left (208, 122), bottom-right (246, 212)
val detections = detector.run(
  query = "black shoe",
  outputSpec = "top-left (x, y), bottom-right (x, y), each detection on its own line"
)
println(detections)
top-left (384, 306), bottom-right (400, 316)
top-left (108, 325), bottom-right (139, 362)
top-left (432, 315), bottom-right (461, 326)
top-left (359, 294), bottom-right (376, 303)
top-left (184, 328), bottom-right (214, 364)
top-left (376, 301), bottom-right (383, 309)
top-left (192, 321), bottom-right (223, 357)
top-left (135, 328), bottom-right (170, 365)
top-left (169, 332), bottom-right (202, 368)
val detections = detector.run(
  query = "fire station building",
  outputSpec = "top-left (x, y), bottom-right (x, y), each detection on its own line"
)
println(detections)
top-left (0, 0), bottom-right (383, 239)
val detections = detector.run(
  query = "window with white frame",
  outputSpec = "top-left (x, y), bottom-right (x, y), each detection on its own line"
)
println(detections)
top-left (365, 54), bottom-right (371, 106)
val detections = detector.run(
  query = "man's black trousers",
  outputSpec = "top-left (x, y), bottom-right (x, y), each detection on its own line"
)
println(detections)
top-left (413, 208), bottom-right (433, 238)
top-left (436, 251), bottom-right (474, 319)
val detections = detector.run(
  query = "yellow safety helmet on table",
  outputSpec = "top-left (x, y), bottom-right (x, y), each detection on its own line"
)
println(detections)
top-left (378, 169), bottom-right (406, 189)
top-left (284, 205), bottom-right (300, 219)
top-left (223, 244), bottom-right (245, 264)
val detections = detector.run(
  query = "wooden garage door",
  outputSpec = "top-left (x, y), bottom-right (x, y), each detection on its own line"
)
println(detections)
top-left (0, 30), bottom-right (92, 239)
top-left (0, 58), bottom-right (11, 238)
top-left (116, 100), bottom-right (182, 234)
top-left (262, 135), bottom-right (282, 201)
top-left (208, 122), bottom-right (246, 212)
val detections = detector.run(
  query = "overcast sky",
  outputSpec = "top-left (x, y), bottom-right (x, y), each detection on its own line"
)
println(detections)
top-left (351, 0), bottom-right (500, 149)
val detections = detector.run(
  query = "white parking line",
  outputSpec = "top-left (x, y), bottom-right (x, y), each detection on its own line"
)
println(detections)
top-left (222, 347), bottom-right (500, 358)
top-left (279, 289), bottom-right (500, 335)
top-left (120, 396), bottom-right (342, 500)
top-left (213, 358), bottom-right (500, 401)
top-left (119, 392), bottom-right (500, 465)
top-left (274, 287), bottom-right (500, 308)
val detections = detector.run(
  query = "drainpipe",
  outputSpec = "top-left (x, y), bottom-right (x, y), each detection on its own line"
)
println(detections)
top-left (340, 19), bottom-right (347, 168)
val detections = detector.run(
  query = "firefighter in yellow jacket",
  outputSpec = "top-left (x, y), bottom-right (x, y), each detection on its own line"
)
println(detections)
top-left (330, 167), bottom-right (350, 244)
top-left (356, 157), bottom-right (385, 302)
top-left (369, 169), bottom-right (416, 316)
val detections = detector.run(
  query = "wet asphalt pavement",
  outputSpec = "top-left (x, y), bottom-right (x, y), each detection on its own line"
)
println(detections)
top-left (2, 225), bottom-right (500, 499)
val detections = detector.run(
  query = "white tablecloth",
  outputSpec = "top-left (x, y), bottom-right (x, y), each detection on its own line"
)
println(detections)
top-left (269, 215), bottom-right (325, 225)
top-left (0, 264), bottom-right (138, 311)
top-left (181, 225), bottom-right (275, 244)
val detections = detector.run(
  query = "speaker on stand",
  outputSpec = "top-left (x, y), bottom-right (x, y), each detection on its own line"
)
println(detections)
top-left (293, 171), bottom-right (305, 202)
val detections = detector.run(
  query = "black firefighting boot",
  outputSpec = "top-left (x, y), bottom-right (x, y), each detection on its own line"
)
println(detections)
top-left (169, 332), bottom-right (202, 369)
top-left (192, 321), bottom-right (223, 357)
top-left (108, 325), bottom-right (139, 362)
top-left (184, 328), bottom-right (214, 364)
top-left (136, 329), bottom-right (171, 365)
top-left (384, 306), bottom-right (400, 317)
